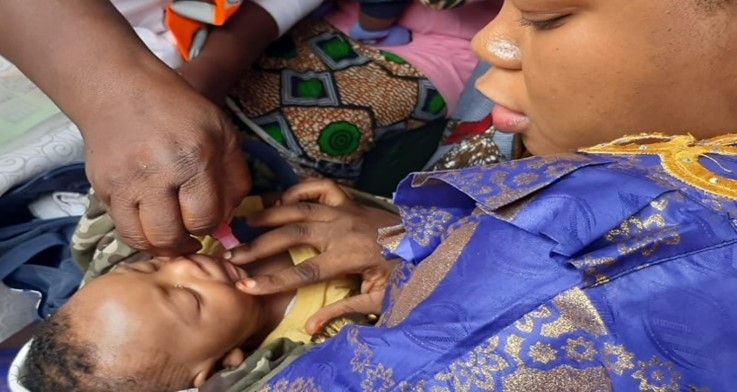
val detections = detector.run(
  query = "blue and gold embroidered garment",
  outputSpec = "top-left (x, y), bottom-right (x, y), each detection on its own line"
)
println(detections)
top-left (264, 134), bottom-right (737, 391)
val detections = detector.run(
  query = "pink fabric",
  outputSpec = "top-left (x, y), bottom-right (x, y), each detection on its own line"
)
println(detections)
top-left (325, 1), bottom-right (498, 115)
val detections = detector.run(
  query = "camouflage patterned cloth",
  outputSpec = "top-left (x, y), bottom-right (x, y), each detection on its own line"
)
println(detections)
top-left (70, 189), bottom-right (149, 283)
top-left (200, 338), bottom-right (313, 392)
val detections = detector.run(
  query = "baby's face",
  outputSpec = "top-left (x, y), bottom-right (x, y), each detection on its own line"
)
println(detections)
top-left (64, 255), bottom-right (262, 387)
top-left (473, 0), bottom-right (737, 154)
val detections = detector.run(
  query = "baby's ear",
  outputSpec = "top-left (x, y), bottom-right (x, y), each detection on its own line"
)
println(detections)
top-left (193, 366), bottom-right (215, 388)
top-left (221, 347), bottom-right (246, 370)
top-left (193, 348), bottom-right (246, 387)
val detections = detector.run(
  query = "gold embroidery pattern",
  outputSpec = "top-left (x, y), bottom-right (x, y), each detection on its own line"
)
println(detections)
top-left (504, 335), bottom-right (525, 367)
top-left (514, 305), bottom-right (554, 334)
top-left (540, 289), bottom-right (609, 338)
top-left (512, 172), bottom-right (540, 187)
top-left (351, 341), bottom-right (374, 372)
top-left (489, 193), bottom-right (537, 223)
top-left (434, 336), bottom-right (509, 391)
top-left (502, 366), bottom-right (613, 392)
top-left (426, 154), bottom-right (593, 211)
top-left (397, 380), bottom-right (429, 392)
top-left (632, 356), bottom-right (683, 392)
top-left (361, 364), bottom-right (396, 392)
top-left (582, 133), bottom-right (737, 200)
top-left (372, 288), bottom-right (703, 392)
top-left (602, 343), bottom-right (635, 376)
top-left (570, 254), bottom-right (617, 278)
top-left (262, 378), bottom-right (321, 392)
top-left (606, 216), bottom-right (681, 257)
top-left (437, 170), bottom-right (495, 196)
top-left (399, 206), bottom-right (454, 246)
top-left (650, 199), bottom-right (668, 211)
top-left (570, 193), bottom-right (684, 287)
top-left (378, 261), bottom-right (414, 327)
top-left (544, 162), bottom-right (579, 178)
top-left (528, 342), bottom-right (558, 364)
top-left (377, 224), bottom-right (407, 253)
top-left (346, 327), bottom-right (398, 392)
top-left (384, 221), bottom-right (478, 327)
top-left (525, 154), bottom-right (591, 170)
top-left (564, 337), bottom-right (598, 363)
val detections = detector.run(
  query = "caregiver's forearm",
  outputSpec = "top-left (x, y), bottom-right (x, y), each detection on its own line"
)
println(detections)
top-left (181, 0), bottom-right (324, 104)
top-left (0, 0), bottom-right (182, 131)
top-left (189, 1), bottom-right (280, 89)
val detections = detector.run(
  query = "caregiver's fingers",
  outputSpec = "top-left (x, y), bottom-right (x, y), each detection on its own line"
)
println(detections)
top-left (236, 254), bottom-right (346, 295)
top-left (107, 196), bottom-right (150, 251)
top-left (178, 169), bottom-right (225, 237)
top-left (226, 222), bottom-right (330, 265)
top-left (219, 130), bottom-right (253, 213)
top-left (138, 192), bottom-right (201, 256)
top-left (305, 292), bottom-right (385, 335)
top-left (280, 178), bottom-right (351, 206)
top-left (246, 203), bottom-right (339, 228)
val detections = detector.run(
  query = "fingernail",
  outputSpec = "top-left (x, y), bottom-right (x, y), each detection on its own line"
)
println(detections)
top-left (223, 251), bottom-right (232, 259)
top-left (238, 279), bottom-right (256, 289)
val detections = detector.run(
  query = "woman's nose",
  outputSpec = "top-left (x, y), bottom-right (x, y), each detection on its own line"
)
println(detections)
top-left (472, 1), bottom-right (522, 71)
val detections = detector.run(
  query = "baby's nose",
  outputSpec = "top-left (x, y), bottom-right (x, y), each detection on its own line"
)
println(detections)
top-left (166, 256), bottom-right (210, 278)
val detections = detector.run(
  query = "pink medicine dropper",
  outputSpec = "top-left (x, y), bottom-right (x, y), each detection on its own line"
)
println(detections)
top-left (212, 222), bottom-right (239, 250)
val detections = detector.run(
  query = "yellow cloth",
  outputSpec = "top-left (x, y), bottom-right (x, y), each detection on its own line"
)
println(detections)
top-left (260, 247), bottom-right (356, 347)
top-left (199, 196), bottom-right (356, 347)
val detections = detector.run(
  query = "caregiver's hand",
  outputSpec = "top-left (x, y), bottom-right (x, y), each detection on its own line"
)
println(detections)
top-left (227, 179), bottom-right (401, 294)
top-left (306, 258), bottom-right (398, 335)
top-left (83, 77), bottom-right (251, 256)
top-left (0, 1), bottom-right (251, 255)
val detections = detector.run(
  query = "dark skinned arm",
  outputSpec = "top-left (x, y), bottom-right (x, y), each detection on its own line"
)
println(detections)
top-left (178, 1), bottom-right (279, 105)
top-left (0, 0), bottom-right (252, 256)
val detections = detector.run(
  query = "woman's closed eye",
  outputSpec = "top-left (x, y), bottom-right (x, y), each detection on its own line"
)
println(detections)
top-left (518, 13), bottom-right (571, 30)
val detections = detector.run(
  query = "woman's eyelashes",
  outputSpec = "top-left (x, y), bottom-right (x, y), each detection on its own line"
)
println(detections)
top-left (518, 14), bottom-right (571, 30)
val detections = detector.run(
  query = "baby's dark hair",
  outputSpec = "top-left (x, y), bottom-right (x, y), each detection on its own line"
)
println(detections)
top-left (21, 312), bottom-right (186, 392)
top-left (21, 313), bottom-right (137, 391)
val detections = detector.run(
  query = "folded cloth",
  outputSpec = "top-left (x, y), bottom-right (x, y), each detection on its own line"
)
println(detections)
top-left (0, 217), bottom-right (83, 319)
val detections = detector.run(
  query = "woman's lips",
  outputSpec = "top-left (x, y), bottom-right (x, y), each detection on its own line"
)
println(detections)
top-left (492, 104), bottom-right (530, 133)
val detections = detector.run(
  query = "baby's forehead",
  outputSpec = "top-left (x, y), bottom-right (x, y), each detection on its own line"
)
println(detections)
top-left (69, 272), bottom-right (165, 324)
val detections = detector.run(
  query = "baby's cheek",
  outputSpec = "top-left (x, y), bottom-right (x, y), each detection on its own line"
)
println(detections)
top-left (212, 287), bottom-right (255, 322)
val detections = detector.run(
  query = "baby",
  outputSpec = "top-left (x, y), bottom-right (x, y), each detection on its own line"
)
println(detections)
top-left (21, 198), bottom-right (356, 392)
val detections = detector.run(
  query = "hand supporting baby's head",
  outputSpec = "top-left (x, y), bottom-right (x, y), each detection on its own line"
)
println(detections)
top-left (23, 255), bottom-right (265, 391)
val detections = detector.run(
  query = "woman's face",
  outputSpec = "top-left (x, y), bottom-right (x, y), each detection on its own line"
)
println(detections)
top-left (473, 0), bottom-right (737, 155)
